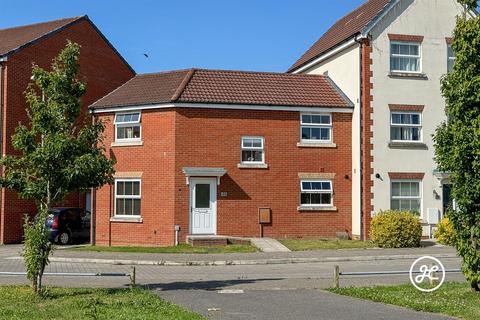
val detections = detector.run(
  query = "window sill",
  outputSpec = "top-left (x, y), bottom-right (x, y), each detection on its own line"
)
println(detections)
top-left (237, 163), bottom-right (269, 169)
top-left (388, 72), bottom-right (428, 80)
top-left (388, 142), bottom-right (428, 150)
top-left (111, 141), bottom-right (143, 147)
top-left (297, 142), bottom-right (337, 148)
top-left (297, 206), bottom-right (338, 212)
top-left (110, 216), bottom-right (143, 223)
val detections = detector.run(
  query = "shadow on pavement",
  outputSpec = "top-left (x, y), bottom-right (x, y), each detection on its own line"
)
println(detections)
top-left (141, 278), bottom-right (284, 291)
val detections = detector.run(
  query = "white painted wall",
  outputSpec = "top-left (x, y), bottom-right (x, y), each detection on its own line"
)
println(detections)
top-left (302, 44), bottom-right (362, 237)
top-left (369, 0), bottom-right (465, 234)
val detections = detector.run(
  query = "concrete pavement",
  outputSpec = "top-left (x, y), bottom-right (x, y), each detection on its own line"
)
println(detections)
top-left (250, 238), bottom-right (290, 252)
top-left (2, 245), bottom-right (458, 266)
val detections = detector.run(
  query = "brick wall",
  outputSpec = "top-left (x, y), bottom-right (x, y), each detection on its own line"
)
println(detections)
top-left (0, 19), bottom-right (134, 244)
top-left (361, 40), bottom-right (374, 240)
top-left (95, 109), bottom-right (176, 246)
top-left (95, 107), bottom-right (353, 246)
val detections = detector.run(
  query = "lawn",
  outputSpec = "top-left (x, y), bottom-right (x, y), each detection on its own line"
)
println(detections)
top-left (329, 282), bottom-right (480, 320)
top-left (74, 243), bottom-right (258, 254)
top-left (279, 239), bottom-right (376, 251)
top-left (0, 286), bottom-right (204, 320)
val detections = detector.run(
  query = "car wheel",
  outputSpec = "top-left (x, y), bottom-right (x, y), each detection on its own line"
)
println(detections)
top-left (58, 232), bottom-right (70, 245)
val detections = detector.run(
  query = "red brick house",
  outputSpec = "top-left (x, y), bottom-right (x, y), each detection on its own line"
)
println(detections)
top-left (0, 16), bottom-right (135, 243)
top-left (90, 69), bottom-right (353, 246)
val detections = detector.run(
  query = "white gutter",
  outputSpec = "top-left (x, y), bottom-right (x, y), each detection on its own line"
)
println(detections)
top-left (292, 38), bottom-right (357, 74)
top-left (90, 102), bottom-right (354, 114)
top-left (359, 0), bottom-right (400, 39)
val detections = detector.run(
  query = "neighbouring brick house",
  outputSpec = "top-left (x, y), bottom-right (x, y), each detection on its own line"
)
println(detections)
top-left (90, 69), bottom-right (353, 246)
top-left (0, 16), bottom-right (135, 243)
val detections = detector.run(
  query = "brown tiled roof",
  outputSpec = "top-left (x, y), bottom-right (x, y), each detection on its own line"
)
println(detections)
top-left (90, 69), bottom-right (353, 110)
top-left (0, 16), bottom-right (84, 57)
top-left (288, 0), bottom-right (391, 72)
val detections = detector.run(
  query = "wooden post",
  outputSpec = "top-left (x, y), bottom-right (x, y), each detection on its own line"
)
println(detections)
top-left (333, 265), bottom-right (340, 289)
top-left (429, 263), bottom-right (437, 287)
top-left (130, 266), bottom-right (136, 288)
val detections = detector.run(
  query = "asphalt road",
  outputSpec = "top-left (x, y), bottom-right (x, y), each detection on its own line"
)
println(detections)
top-left (0, 256), bottom-right (464, 289)
top-left (0, 246), bottom-right (464, 319)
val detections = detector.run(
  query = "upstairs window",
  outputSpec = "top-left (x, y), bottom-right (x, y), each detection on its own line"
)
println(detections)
top-left (241, 137), bottom-right (264, 164)
top-left (114, 112), bottom-right (141, 141)
top-left (300, 180), bottom-right (333, 206)
top-left (390, 42), bottom-right (421, 73)
top-left (447, 44), bottom-right (455, 72)
top-left (390, 112), bottom-right (422, 142)
top-left (300, 114), bottom-right (332, 142)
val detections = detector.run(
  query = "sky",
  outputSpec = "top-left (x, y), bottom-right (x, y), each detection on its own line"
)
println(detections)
top-left (1, 0), bottom-right (368, 74)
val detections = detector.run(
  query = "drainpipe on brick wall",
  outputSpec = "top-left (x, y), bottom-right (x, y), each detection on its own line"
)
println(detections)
top-left (0, 62), bottom-right (4, 241)
top-left (90, 112), bottom-right (96, 245)
top-left (0, 62), bottom-right (3, 145)
top-left (355, 35), bottom-right (365, 241)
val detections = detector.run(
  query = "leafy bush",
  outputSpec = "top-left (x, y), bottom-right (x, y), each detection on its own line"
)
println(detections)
top-left (370, 210), bottom-right (422, 248)
top-left (434, 217), bottom-right (456, 246)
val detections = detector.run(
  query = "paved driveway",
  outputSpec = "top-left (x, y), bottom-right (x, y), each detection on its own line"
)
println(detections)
top-left (157, 289), bottom-right (454, 320)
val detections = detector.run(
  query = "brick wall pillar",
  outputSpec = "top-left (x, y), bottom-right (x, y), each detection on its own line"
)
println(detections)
top-left (361, 39), bottom-right (374, 240)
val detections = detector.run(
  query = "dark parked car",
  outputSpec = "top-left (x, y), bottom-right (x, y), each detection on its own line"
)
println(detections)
top-left (44, 208), bottom-right (91, 245)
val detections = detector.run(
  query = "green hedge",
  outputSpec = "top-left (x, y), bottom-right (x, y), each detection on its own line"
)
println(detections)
top-left (370, 210), bottom-right (422, 248)
top-left (434, 217), bottom-right (456, 246)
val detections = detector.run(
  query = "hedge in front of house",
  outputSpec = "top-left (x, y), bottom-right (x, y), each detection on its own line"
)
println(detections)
top-left (370, 210), bottom-right (422, 248)
top-left (434, 217), bottom-right (456, 246)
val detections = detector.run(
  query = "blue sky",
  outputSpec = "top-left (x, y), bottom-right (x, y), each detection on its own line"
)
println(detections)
top-left (1, 1), bottom-right (367, 74)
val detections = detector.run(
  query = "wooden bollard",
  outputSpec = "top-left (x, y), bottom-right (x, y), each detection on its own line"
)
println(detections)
top-left (130, 266), bottom-right (136, 288)
top-left (333, 265), bottom-right (340, 289)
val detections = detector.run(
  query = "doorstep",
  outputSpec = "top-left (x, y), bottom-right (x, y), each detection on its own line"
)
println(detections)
top-left (186, 235), bottom-right (252, 247)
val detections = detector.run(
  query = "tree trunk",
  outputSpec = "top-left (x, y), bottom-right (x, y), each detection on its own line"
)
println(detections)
top-left (32, 278), bottom-right (38, 294)
top-left (37, 256), bottom-right (46, 295)
top-left (471, 281), bottom-right (480, 292)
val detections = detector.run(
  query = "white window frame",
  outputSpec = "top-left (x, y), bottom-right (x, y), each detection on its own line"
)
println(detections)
top-left (390, 41), bottom-right (422, 73)
top-left (390, 111), bottom-right (422, 142)
top-left (447, 44), bottom-right (455, 72)
top-left (300, 179), bottom-right (333, 207)
top-left (390, 179), bottom-right (422, 215)
top-left (300, 113), bottom-right (332, 143)
top-left (240, 136), bottom-right (265, 164)
top-left (114, 179), bottom-right (142, 217)
top-left (114, 112), bottom-right (142, 142)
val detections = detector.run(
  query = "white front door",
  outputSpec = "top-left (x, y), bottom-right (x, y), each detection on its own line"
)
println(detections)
top-left (190, 178), bottom-right (216, 235)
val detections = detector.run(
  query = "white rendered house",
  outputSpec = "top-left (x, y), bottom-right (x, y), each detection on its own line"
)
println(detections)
top-left (289, 0), bottom-right (476, 238)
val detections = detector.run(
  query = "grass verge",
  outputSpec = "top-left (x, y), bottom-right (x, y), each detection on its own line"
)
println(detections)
top-left (328, 282), bottom-right (480, 320)
top-left (0, 286), bottom-right (204, 320)
top-left (74, 243), bottom-right (258, 254)
top-left (279, 239), bottom-right (376, 251)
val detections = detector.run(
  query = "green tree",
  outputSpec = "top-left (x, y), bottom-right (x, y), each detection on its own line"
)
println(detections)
top-left (0, 42), bottom-right (115, 295)
top-left (434, 0), bottom-right (480, 292)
